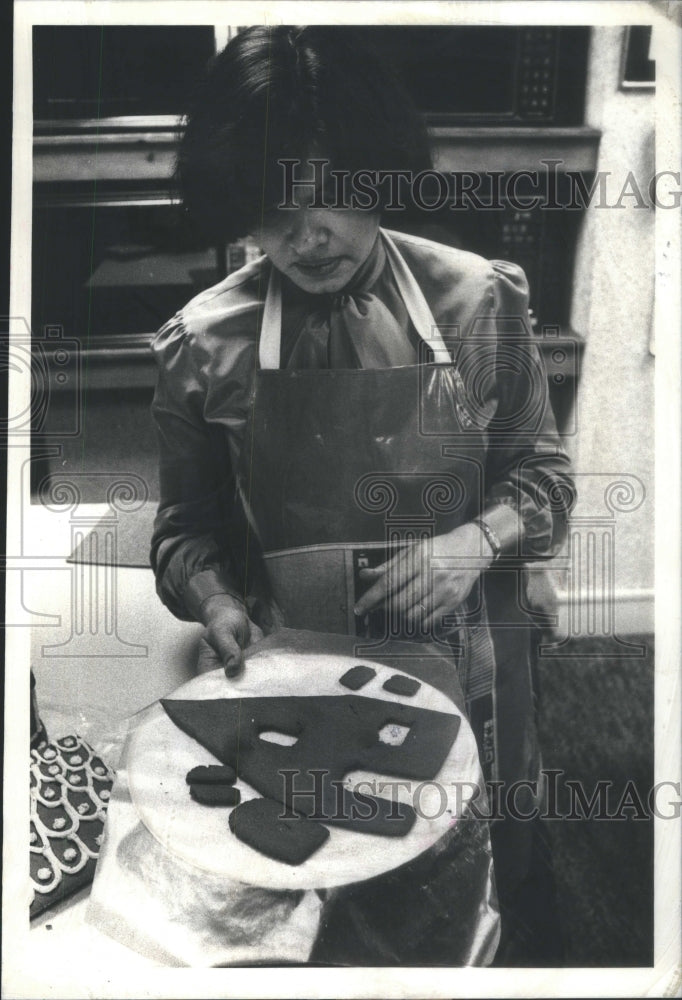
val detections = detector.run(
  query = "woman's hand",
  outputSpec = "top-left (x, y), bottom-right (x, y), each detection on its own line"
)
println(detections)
top-left (197, 594), bottom-right (264, 677)
top-left (354, 522), bottom-right (495, 636)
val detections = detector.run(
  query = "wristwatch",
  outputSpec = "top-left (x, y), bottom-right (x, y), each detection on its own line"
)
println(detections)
top-left (471, 516), bottom-right (502, 562)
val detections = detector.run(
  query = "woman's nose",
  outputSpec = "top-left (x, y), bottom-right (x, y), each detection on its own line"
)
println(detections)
top-left (287, 211), bottom-right (329, 254)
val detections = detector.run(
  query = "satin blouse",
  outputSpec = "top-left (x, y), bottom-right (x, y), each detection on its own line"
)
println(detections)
top-left (150, 229), bottom-right (573, 622)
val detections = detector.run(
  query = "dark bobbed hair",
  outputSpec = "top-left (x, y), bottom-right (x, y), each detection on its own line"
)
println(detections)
top-left (176, 26), bottom-right (433, 241)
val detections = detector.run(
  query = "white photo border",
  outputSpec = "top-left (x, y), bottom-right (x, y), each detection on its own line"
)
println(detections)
top-left (4, 2), bottom-right (681, 997)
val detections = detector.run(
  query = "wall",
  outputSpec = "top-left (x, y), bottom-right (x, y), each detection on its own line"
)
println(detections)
top-left (564, 26), bottom-right (655, 636)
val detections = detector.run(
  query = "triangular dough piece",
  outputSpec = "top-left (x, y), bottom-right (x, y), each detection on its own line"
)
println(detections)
top-left (162, 694), bottom-right (459, 837)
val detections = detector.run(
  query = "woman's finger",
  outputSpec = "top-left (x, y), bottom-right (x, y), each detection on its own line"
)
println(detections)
top-left (358, 574), bottom-right (431, 626)
top-left (422, 587), bottom-right (467, 634)
top-left (399, 596), bottom-right (430, 634)
top-left (357, 544), bottom-right (414, 580)
top-left (196, 637), bottom-right (223, 675)
top-left (421, 602), bottom-right (449, 636)
top-left (206, 620), bottom-right (246, 678)
top-left (355, 570), bottom-right (415, 616)
top-left (358, 563), bottom-right (389, 580)
top-left (355, 547), bottom-right (424, 615)
top-left (387, 580), bottom-right (432, 621)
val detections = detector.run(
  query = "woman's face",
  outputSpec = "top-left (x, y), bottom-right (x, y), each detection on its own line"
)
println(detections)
top-left (252, 197), bottom-right (380, 295)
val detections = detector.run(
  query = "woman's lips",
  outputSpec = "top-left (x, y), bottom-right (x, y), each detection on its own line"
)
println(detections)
top-left (293, 257), bottom-right (343, 277)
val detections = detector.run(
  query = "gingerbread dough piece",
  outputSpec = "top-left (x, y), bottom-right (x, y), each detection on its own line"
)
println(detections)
top-left (382, 674), bottom-right (421, 697)
top-left (229, 797), bottom-right (330, 865)
top-left (189, 784), bottom-right (241, 807)
top-left (339, 665), bottom-right (376, 691)
top-left (128, 653), bottom-right (476, 890)
top-left (161, 694), bottom-right (460, 837)
top-left (186, 764), bottom-right (236, 785)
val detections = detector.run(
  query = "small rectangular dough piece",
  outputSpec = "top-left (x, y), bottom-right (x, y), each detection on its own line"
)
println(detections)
top-left (186, 764), bottom-right (237, 785)
top-left (382, 674), bottom-right (421, 697)
top-left (190, 783), bottom-right (241, 806)
top-left (339, 665), bottom-right (376, 691)
top-left (229, 797), bottom-right (329, 865)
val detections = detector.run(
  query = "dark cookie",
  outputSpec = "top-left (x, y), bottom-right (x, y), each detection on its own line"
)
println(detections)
top-left (382, 674), bottom-right (421, 697)
top-left (189, 783), bottom-right (241, 807)
top-left (162, 693), bottom-right (459, 838)
top-left (229, 797), bottom-right (329, 865)
top-left (339, 665), bottom-right (376, 691)
top-left (186, 764), bottom-right (237, 785)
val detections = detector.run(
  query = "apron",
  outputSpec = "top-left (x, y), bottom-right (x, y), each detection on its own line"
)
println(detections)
top-left (234, 231), bottom-right (539, 897)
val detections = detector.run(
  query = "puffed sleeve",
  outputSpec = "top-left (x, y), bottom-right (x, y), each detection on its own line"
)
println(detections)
top-left (149, 314), bottom-right (244, 621)
top-left (478, 260), bottom-right (575, 558)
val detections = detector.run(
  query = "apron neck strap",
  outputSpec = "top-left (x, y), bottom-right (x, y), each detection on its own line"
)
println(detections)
top-left (259, 265), bottom-right (283, 370)
top-left (380, 230), bottom-right (452, 364)
top-left (258, 230), bottom-right (452, 370)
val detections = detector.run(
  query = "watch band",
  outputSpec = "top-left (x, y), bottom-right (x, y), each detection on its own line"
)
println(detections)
top-left (472, 516), bottom-right (502, 561)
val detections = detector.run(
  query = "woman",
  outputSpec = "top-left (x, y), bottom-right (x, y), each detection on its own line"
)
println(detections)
top-left (151, 26), bottom-right (573, 964)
